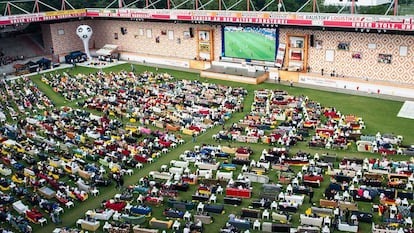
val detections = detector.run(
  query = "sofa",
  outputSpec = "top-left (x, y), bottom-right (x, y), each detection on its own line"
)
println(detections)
top-left (39, 186), bottom-right (56, 199)
top-left (183, 127), bottom-right (198, 135)
top-left (12, 200), bottom-right (29, 215)
top-left (204, 204), bottom-right (224, 214)
top-left (232, 158), bottom-right (251, 166)
top-left (338, 220), bottom-right (358, 232)
top-left (80, 219), bottom-right (100, 232)
top-left (262, 222), bottom-right (291, 233)
top-left (167, 199), bottom-right (195, 210)
top-left (192, 194), bottom-right (209, 202)
top-left (371, 223), bottom-right (399, 233)
top-left (351, 211), bottom-right (373, 223)
top-left (121, 214), bottom-right (146, 225)
top-left (293, 186), bottom-right (311, 195)
top-left (131, 185), bottom-right (150, 194)
top-left (228, 218), bottom-right (250, 230)
top-left (252, 199), bottom-right (272, 209)
top-left (235, 152), bottom-right (250, 160)
top-left (241, 208), bottom-right (261, 219)
top-left (0, 166), bottom-right (12, 176)
top-left (163, 208), bottom-right (184, 218)
top-left (278, 202), bottom-right (298, 212)
top-left (105, 200), bottom-right (127, 212)
top-left (271, 212), bottom-right (290, 223)
top-left (197, 162), bottom-right (220, 170)
top-left (133, 226), bottom-right (159, 233)
top-left (311, 207), bottom-right (333, 217)
top-left (216, 171), bottom-right (233, 180)
top-left (320, 199), bottom-right (338, 208)
top-left (149, 171), bottom-right (173, 180)
top-left (85, 209), bottom-right (114, 221)
top-left (166, 124), bottom-right (180, 131)
top-left (77, 179), bottom-right (92, 193)
top-left (194, 213), bottom-right (213, 224)
top-left (285, 194), bottom-right (305, 206)
top-left (222, 146), bottom-right (237, 154)
top-left (149, 218), bottom-right (173, 229)
top-left (338, 201), bottom-right (358, 211)
top-left (129, 205), bottom-right (152, 216)
top-left (296, 226), bottom-right (321, 233)
top-left (224, 197), bottom-right (242, 205)
top-left (263, 184), bottom-right (282, 193)
top-left (226, 187), bottom-right (251, 198)
top-left (300, 214), bottom-right (323, 227)
top-left (78, 169), bottom-right (93, 180)
top-left (259, 192), bottom-right (277, 201)
top-left (243, 172), bottom-right (270, 184)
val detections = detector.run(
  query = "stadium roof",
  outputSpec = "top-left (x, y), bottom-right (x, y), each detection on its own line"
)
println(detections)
top-left (0, 0), bottom-right (404, 16)
top-left (0, 0), bottom-right (413, 33)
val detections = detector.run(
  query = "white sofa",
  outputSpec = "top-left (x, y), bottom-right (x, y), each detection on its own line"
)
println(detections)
top-left (300, 214), bottom-right (323, 227)
top-left (285, 195), bottom-right (305, 206)
top-left (85, 209), bottom-right (114, 221)
top-left (149, 171), bottom-right (173, 180)
top-left (12, 200), bottom-right (29, 215)
top-left (338, 220), bottom-right (358, 233)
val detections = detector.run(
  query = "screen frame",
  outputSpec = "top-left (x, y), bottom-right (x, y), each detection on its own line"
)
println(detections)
top-left (221, 25), bottom-right (279, 63)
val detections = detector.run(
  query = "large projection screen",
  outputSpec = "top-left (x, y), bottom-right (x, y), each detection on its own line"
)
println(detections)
top-left (223, 26), bottom-right (278, 62)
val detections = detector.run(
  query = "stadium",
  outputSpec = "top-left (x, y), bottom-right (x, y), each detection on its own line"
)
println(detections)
top-left (0, 0), bottom-right (414, 233)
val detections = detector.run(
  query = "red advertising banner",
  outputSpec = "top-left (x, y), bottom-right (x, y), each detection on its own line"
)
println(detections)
top-left (1, 8), bottom-right (413, 32)
top-left (324, 20), bottom-right (414, 30)
top-left (0, 9), bottom-right (86, 25)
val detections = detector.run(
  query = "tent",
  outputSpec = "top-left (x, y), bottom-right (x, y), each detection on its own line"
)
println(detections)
top-left (96, 44), bottom-right (120, 56)
top-left (37, 57), bottom-right (51, 70)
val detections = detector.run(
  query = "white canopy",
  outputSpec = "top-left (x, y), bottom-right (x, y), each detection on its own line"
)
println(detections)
top-left (96, 44), bottom-right (120, 56)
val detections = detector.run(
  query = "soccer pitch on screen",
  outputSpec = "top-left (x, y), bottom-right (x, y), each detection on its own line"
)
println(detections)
top-left (223, 26), bottom-right (277, 62)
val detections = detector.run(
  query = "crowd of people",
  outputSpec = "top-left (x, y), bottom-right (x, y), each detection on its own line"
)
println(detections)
top-left (0, 58), bottom-right (412, 233)
top-left (0, 68), bottom-right (251, 231)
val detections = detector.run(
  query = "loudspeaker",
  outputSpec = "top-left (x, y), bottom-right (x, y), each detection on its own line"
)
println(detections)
top-left (121, 27), bottom-right (127, 35)
top-left (189, 27), bottom-right (194, 38)
top-left (310, 34), bottom-right (314, 47)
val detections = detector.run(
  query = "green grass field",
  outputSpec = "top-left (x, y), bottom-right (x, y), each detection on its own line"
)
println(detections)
top-left (6, 62), bottom-right (414, 233)
top-left (224, 31), bottom-right (276, 61)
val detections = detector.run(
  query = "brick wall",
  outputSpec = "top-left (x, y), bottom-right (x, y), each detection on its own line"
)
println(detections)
top-left (43, 20), bottom-right (222, 61)
top-left (279, 28), bottom-right (414, 83)
top-left (42, 20), bottom-right (97, 56)
top-left (41, 24), bottom-right (53, 54)
top-left (42, 19), bottom-right (413, 83)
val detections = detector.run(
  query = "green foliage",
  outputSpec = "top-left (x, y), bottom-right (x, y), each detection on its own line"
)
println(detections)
top-left (358, 5), bottom-right (389, 14)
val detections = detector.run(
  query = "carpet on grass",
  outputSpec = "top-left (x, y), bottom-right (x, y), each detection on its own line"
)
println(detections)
top-left (397, 101), bottom-right (414, 119)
